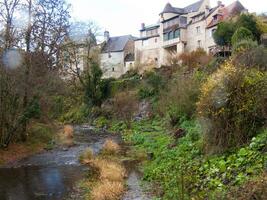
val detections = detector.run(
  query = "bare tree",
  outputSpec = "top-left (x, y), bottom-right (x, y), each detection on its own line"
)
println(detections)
top-left (60, 21), bottom-right (100, 86)
top-left (0, 0), bottom-right (21, 49)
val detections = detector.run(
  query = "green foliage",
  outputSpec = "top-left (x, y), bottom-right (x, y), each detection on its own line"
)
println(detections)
top-left (197, 61), bottom-right (267, 153)
top-left (231, 27), bottom-right (254, 46)
top-left (124, 120), bottom-right (267, 199)
top-left (138, 71), bottom-right (164, 99)
top-left (60, 103), bottom-right (89, 124)
top-left (236, 14), bottom-right (262, 42)
top-left (232, 39), bottom-right (258, 54)
top-left (27, 123), bottom-right (54, 145)
top-left (84, 63), bottom-right (112, 107)
top-left (157, 69), bottom-right (205, 126)
top-left (93, 116), bottom-right (109, 129)
top-left (213, 21), bottom-right (236, 46)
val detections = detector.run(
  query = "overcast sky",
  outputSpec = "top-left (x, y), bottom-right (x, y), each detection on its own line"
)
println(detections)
top-left (67, 0), bottom-right (267, 37)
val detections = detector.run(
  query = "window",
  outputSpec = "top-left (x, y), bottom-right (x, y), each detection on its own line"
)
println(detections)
top-left (155, 38), bottom-right (157, 43)
top-left (112, 67), bottom-right (115, 72)
top-left (198, 40), bottom-right (201, 47)
top-left (174, 29), bottom-right (180, 38)
top-left (196, 26), bottom-right (201, 34)
top-left (163, 33), bottom-right (168, 41)
top-left (168, 31), bottom-right (174, 40)
top-left (142, 40), bottom-right (148, 46)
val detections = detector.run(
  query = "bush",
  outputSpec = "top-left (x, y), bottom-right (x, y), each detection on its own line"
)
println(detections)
top-left (79, 148), bottom-right (94, 163)
top-left (158, 69), bottom-right (204, 126)
top-left (197, 61), bottom-right (267, 153)
top-left (233, 45), bottom-right (267, 71)
top-left (113, 91), bottom-right (138, 128)
top-left (231, 27), bottom-right (254, 46)
top-left (178, 48), bottom-right (212, 70)
top-left (232, 39), bottom-right (258, 54)
top-left (60, 103), bottom-right (89, 124)
top-left (102, 139), bottom-right (120, 155)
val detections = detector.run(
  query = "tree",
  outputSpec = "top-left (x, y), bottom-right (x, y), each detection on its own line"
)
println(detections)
top-left (236, 14), bottom-right (262, 42)
top-left (213, 21), bottom-right (236, 46)
top-left (60, 21), bottom-right (100, 84)
top-left (0, 0), bottom-right (21, 49)
top-left (84, 63), bottom-right (112, 107)
top-left (231, 27), bottom-right (254, 46)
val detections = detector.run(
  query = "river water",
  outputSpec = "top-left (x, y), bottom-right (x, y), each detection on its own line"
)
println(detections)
top-left (0, 126), bottom-right (119, 200)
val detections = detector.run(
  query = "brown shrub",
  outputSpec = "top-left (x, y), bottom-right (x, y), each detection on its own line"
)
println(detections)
top-left (102, 139), bottom-right (120, 155)
top-left (178, 48), bottom-right (212, 70)
top-left (226, 173), bottom-right (267, 200)
top-left (91, 181), bottom-right (124, 200)
top-left (91, 159), bottom-right (126, 182)
top-left (79, 148), bottom-right (94, 164)
top-left (63, 125), bottom-right (74, 139)
top-left (113, 91), bottom-right (138, 128)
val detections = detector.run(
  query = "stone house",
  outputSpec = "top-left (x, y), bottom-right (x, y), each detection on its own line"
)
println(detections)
top-left (100, 31), bottom-right (136, 78)
top-left (135, 0), bottom-right (247, 66)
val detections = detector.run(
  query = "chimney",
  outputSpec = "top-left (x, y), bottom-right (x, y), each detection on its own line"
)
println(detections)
top-left (141, 23), bottom-right (145, 30)
top-left (104, 31), bottom-right (110, 42)
top-left (217, 1), bottom-right (222, 7)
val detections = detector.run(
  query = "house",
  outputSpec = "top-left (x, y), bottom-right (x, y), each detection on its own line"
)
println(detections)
top-left (135, 0), bottom-right (247, 67)
top-left (100, 31), bottom-right (136, 78)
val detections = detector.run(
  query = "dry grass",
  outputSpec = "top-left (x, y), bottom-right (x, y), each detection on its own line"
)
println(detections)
top-left (58, 125), bottom-right (74, 147)
top-left (79, 139), bottom-right (126, 200)
top-left (102, 139), bottom-right (121, 155)
top-left (79, 148), bottom-right (94, 164)
top-left (63, 125), bottom-right (74, 139)
top-left (91, 159), bottom-right (126, 182)
top-left (91, 181), bottom-right (124, 200)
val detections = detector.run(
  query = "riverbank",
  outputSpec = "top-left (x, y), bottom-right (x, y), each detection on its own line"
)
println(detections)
top-left (0, 122), bottom-right (57, 166)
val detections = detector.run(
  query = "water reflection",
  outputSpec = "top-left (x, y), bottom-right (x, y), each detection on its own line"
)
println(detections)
top-left (0, 165), bottom-right (85, 200)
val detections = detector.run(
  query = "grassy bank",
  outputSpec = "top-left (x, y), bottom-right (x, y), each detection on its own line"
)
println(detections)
top-left (119, 119), bottom-right (267, 199)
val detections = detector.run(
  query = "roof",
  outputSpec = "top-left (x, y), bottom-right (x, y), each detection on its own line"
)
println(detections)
top-left (161, 0), bottom-right (204, 14)
top-left (207, 1), bottom-right (246, 28)
top-left (101, 35), bottom-right (135, 53)
top-left (183, 0), bottom-right (204, 13)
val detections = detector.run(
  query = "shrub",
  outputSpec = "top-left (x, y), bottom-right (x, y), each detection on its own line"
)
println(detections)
top-left (158, 70), bottom-right (204, 126)
top-left (231, 27), bottom-right (254, 46)
top-left (232, 39), bottom-right (258, 54)
top-left (91, 181), bottom-right (124, 200)
top-left (102, 139), bottom-right (120, 155)
top-left (236, 14), bottom-right (262, 42)
top-left (213, 21), bottom-right (236, 46)
top-left (79, 148), bottom-right (94, 163)
top-left (178, 48), bottom-right (212, 70)
top-left (233, 45), bottom-right (267, 71)
top-left (197, 61), bottom-right (267, 153)
top-left (113, 91), bottom-right (138, 128)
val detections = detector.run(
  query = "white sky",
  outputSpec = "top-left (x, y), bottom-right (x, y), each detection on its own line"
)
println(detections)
top-left (67, 0), bottom-right (267, 37)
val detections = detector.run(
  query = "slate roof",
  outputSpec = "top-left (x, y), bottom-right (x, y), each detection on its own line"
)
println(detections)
top-left (161, 0), bottom-right (204, 14)
top-left (206, 1), bottom-right (246, 28)
top-left (101, 35), bottom-right (135, 53)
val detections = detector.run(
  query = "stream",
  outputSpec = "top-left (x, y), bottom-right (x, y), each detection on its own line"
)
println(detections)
top-left (0, 126), bottom-right (149, 200)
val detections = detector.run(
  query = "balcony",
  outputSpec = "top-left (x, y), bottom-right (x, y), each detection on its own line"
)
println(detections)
top-left (163, 37), bottom-right (180, 48)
